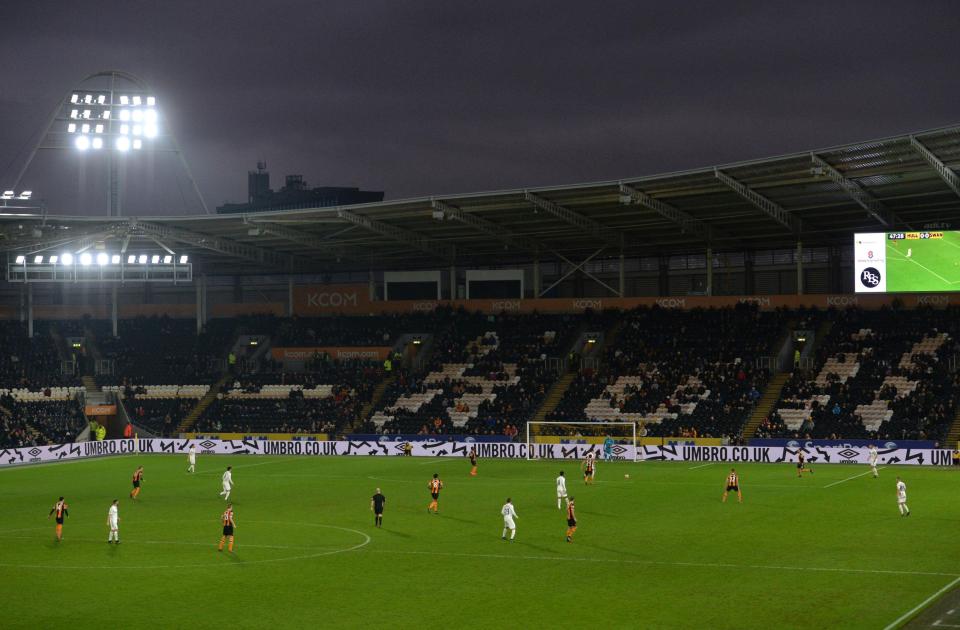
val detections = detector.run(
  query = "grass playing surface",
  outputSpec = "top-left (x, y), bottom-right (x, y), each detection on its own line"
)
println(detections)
top-left (1, 455), bottom-right (958, 629)
top-left (886, 232), bottom-right (960, 292)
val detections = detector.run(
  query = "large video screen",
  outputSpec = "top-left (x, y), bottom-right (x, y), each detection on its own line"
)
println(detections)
top-left (854, 231), bottom-right (960, 293)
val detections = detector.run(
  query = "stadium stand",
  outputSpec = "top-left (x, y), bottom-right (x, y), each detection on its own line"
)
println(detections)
top-left (0, 321), bottom-right (79, 389)
top-left (757, 307), bottom-right (960, 441)
top-left (0, 388), bottom-right (86, 447)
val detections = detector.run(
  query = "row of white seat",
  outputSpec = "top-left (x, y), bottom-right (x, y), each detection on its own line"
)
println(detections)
top-left (104, 385), bottom-right (209, 399)
top-left (0, 387), bottom-right (84, 402)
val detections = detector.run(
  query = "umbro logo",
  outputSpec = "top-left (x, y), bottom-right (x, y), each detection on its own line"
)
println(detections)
top-left (28, 448), bottom-right (41, 457)
top-left (837, 449), bottom-right (859, 459)
top-left (199, 440), bottom-right (216, 450)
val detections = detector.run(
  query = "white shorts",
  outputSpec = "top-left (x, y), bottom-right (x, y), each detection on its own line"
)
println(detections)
top-left (222, 483), bottom-right (232, 492)
top-left (557, 490), bottom-right (567, 498)
top-left (189, 457), bottom-right (196, 464)
top-left (869, 460), bottom-right (877, 467)
top-left (109, 520), bottom-right (119, 531)
top-left (898, 497), bottom-right (907, 504)
top-left (503, 518), bottom-right (515, 529)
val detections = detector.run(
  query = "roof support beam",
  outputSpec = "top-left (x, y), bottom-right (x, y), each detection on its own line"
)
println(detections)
top-left (244, 218), bottom-right (351, 261)
top-left (133, 220), bottom-right (298, 269)
top-left (909, 136), bottom-right (960, 200)
top-left (810, 154), bottom-right (895, 227)
top-left (336, 207), bottom-right (455, 262)
top-left (714, 169), bottom-right (802, 234)
top-left (431, 199), bottom-right (540, 254)
top-left (618, 183), bottom-right (714, 241)
top-left (523, 192), bottom-right (622, 249)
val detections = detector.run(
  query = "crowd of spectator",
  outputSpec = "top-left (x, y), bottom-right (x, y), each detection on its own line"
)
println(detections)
top-left (0, 396), bottom-right (86, 448)
top-left (0, 322), bottom-right (77, 390)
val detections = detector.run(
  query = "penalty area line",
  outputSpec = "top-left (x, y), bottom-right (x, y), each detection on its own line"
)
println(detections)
top-left (883, 575), bottom-right (960, 630)
top-left (823, 466), bottom-right (885, 488)
top-left (687, 463), bottom-right (713, 470)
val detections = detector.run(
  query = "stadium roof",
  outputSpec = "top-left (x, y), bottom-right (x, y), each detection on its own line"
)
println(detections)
top-left (3, 123), bottom-right (960, 275)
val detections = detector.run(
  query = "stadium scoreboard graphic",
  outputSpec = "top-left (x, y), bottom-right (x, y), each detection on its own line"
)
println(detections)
top-left (855, 231), bottom-right (960, 293)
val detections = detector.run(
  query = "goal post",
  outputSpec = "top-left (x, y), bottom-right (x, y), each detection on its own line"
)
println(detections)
top-left (525, 421), bottom-right (637, 462)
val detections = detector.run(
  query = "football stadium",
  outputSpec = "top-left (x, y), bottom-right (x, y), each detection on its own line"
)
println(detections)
top-left (2, 5), bottom-right (960, 630)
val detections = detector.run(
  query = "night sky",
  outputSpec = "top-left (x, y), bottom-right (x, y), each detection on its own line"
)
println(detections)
top-left (1, 1), bottom-right (958, 216)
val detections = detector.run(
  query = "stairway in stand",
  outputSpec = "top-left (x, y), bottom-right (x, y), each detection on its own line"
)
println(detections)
top-left (741, 372), bottom-right (791, 439)
top-left (530, 372), bottom-right (576, 424)
top-left (943, 406), bottom-right (960, 450)
top-left (178, 374), bottom-right (231, 434)
top-left (356, 373), bottom-right (397, 430)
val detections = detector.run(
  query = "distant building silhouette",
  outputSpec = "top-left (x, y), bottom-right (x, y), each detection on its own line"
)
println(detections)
top-left (216, 163), bottom-right (384, 214)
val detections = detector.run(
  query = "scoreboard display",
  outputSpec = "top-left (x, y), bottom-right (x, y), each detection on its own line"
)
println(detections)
top-left (854, 231), bottom-right (960, 293)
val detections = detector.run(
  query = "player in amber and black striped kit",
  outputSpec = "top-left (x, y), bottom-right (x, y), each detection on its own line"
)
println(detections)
top-left (48, 497), bottom-right (68, 542)
top-left (218, 504), bottom-right (236, 552)
top-left (722, 468), bottom-right (742, 503)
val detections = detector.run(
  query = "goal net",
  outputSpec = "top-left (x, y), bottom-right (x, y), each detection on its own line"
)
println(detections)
top-left (525, 421), bottom-right (637, 462)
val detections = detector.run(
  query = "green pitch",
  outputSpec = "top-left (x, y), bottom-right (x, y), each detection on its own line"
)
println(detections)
top-left (1, 455), bottom-right (958, 629)
top-left (886, 232), bottom-right (960, 292)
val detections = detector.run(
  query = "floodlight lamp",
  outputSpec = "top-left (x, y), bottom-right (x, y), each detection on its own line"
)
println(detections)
top-left (96, 253), bottom-right (108, 265)
top-left (120, 124), bottom-right (130, 135)
top-left (132, 139), bottom-right (142, 150)
top-left (70, 109), bottom-right (79, 119)
top-left (132, 125), bottom-right (142, 136)
top-left (144, 109), bottom-right (157, 123)
top-left (111, 254), bottom-right (120, 264)
top-left (179, 255), bottom-right (188, 264)
top-left (95, 124), bottom-right (104, 134)
top-left (132, 95), bottom-right (142, 106)
top-left (79, 253), bottom-right (92, 266)
top-left (97, 95), bottom-right (106, 105)
top-left (119, 95), bottom-right (129, 105)
top-left (146, 96), bottom-right (156, 106)
top-left (19, 191), bottom-right (32, 199)
top-left (49, 255), bottom-right (58, 264)
top-left (138, 254), bottom-right (147, 264)
top-left (67, 123), bottom-right (77, 133)
top-left (81, 123), bottom-right (90, 134)
top-left (92, 138), bottom-right (103, 150)
top-left (131, 109), bottom-right (143, 122)
top-left (127, 255), bottom-right (136, 264)
top-left (83, 110), bottom-right (92, 119)
top-left (34, 255), bottom-right (43, 263)
top-left (102, 110), bottom-right (110, 120)
top-left (75, 136), bottom-right (91, 151)
top-left (115, 137), bottom-right (131, 152)
top-left (70, 94), bottom-right (79, 104)
top-left (119, 109), bottom-right (130, 121)
top-left (1, 190), bottom-right (13, 199)
top-left (163, 255), bottom-right (172, 264)
top-left (61, 253), bottom-right (73, 266)
top-left (151, 254), bottom-right (160, 264)
top-left (15, 255), bottom-right (25, 263)
top-left (144, 124), bottom-right (158, 138)
top-left (83, 94), bottom-right (92, 104)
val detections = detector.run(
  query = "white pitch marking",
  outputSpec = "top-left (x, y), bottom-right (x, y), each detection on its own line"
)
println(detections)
top-left (824, 466), bottom-right (885, 488)
top-left (688, 463), bottom-right (713, 470)
top-left (882, 575), bottom-right (960, 630)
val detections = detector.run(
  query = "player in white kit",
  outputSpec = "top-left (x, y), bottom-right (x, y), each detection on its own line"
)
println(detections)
top-left (896, 477), bottom-right (910, 516)
top-left (187, 444), bottom-right (197, 474)
top-left (107, 499), bottom-right (120, 544)
top-left (501, 498), bottom-right (518, 541)
top-left (219, 466), bottom-right (233, 501)
top-left (556, 471), bottom-right (568, 509)
top-left (868, 445), bottom-right (878, 478)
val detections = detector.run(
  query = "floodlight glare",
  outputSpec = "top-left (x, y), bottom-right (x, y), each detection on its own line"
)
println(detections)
top-left (81, 123), bottom-right (90, 134)
top-left (132, 95), bottom-right (142, 106)
top-left (92, 138), bottom-right (103, 150)
top-left (127, 254), bottom-right (136, 264)
top-left (111, 254), bottom-right (120, 264)
top-left (119, 109), bottom-right (130, 121)
top-left (49, 255), bottom-right (58, 264)
top-left (67, 123), bottom-right (77, 133)
top-left (146, 96), bottom-right (156, 106)
top-left (132, 139), bottom-right (143, 150)
top-left (96, 253), bottom-right (108, 265)
top-left (115, 137), bottom-right (131, 152)
top-left (144, 124), bottom-right (158, 138)
top-left (15, 255), bottom-right (25, 263)
top-left (34, 255), bottom-right (43, 263)
top-left (144, 109), bottom-right (157, 123)
top-left (120, 124), bottom-right (130, 135)
top-left (79, 253), bottom-right (92, 266)
top-left (163, 255), bottom-right (172, 264)
top-left (179, 255), bottom-right (188, 264)
top-left (75, 136), bottom-right (91, 151)
top-left (70, 109), bottom-right (79, 119)
top-left (70, 94), bottom-right (79, 104)
top-left (138, 254), bottom-right (147, 264)
top-left (132, 125), bottom-right (142, 136)
top-left (95, 124), bottom-right (104, 134)
top-left (120, 95), bottom-right (129, 105)
top-left (132, 109), bottom-right (143, 122)
top-left (61, 253), bottom-right (73, 266)
top-left (1, 190), bottom-right (13, 199)
top-left (151, 254), bottom-right (160, 264)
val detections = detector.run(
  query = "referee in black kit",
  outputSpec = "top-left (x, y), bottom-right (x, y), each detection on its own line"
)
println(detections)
top-left (371, 488), bottom-right (386, 527)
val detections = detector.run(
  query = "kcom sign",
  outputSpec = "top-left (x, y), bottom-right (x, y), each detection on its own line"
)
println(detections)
top-left (294, 284), bottom-right (371, 314)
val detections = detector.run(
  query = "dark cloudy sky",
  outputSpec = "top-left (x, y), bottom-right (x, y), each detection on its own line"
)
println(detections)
top-left (1, 1), bottom-right (958, 216)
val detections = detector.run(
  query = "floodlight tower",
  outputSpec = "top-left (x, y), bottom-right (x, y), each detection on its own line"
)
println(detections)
top-left (10, 70), bottom-right (208, 216)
